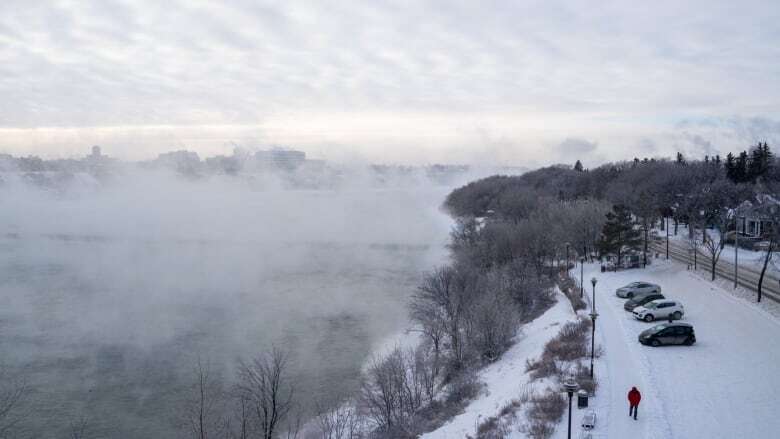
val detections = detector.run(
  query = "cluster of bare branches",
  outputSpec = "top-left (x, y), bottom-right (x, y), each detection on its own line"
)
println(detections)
top-left (178, 349), bottom-right (299, 439)
top-left (0, 367), bottom-right (29, 439)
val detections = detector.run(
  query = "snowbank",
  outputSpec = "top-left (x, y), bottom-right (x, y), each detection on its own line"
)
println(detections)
top-left (423, 289), bottom-right (578, 438)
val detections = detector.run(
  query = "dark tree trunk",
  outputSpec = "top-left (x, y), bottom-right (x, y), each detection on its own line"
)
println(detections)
top-left (757, 238), bottom-right (774, 303)
top-left (711, 258), bottom-right (716, 281)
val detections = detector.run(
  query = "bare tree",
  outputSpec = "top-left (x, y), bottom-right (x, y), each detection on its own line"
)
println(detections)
top-left (236, 347), bottom-right (296, 439)
top-left (466, 271), bottom-right (519, 362)
top-left (411, 265), bottom-right (474, 369)
top-left (359, 347), bottom-right (426, 435)
top-left (224, 392), bottom-right (253, 439)
top-left (752, 201), bottom-right (780, 302)
top-left (757, 234), bottom-right (776, 303)
top-left (701, 220), bottom-right (728, 281)
top-left (698, 181), bottom-right (739, 281)
top-left (69, 416), bottom-right (93, 439)
top-left (0, 368), bottom-right (29, 439)
top-left (315, 402), bottom-right (363, 439)
top-left (408, 292), bottom-right (446, 378)
top-left (180, 358), bottom-right (226, 439)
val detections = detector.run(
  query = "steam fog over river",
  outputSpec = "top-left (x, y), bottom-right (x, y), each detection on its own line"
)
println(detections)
top-left (0, 171), bottom-right (461, 437)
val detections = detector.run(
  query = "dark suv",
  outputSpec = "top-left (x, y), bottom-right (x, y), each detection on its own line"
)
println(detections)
top-left (638, 323), bottom-right (696, 346)
top-left (624, 292), bottom-right (665, 311)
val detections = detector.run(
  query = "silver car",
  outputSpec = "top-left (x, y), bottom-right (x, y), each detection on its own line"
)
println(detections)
top-left (615, 282), bottom-right (661, 298)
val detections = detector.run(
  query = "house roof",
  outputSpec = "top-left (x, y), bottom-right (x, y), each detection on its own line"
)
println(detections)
top-left (738, 194), bottom-right (780, 219)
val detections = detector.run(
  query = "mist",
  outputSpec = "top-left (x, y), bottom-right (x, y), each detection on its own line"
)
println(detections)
top-left (0, 164), bottom-right (480, 437)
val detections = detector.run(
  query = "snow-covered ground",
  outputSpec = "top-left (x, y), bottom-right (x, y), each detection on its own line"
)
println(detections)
top-left (422, 289), bottom-right (579, 439)
top-left (572, 259), bottom-right (780, 439)
top-left (422, 256), bottom-right (780, 439)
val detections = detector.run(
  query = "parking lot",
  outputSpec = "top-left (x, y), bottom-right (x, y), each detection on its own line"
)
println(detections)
top-left (574, 259), bottom-right (780, 439)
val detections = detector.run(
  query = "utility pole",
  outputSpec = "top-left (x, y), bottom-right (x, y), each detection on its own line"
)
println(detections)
top-left (666, 217), bottom-right (669, 260)
top-left (735, 216), bottom-right (739, 289)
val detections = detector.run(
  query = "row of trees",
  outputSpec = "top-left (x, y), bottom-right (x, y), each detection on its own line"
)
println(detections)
top-left (445, 143), bottom-right (777, 296)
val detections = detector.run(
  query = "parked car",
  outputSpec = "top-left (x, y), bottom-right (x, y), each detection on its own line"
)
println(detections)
top-left (623, 292), bottom-right (665, 311)
top-left (633, 299), bottom-right (684, 322)
top-left (615, 282), bottom-right (661, 298)
top-left (638, 322), bottom-right (696, 346)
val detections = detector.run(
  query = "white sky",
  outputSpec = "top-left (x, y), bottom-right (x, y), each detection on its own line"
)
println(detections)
top-left (1, 0), bottom-right (779, 166)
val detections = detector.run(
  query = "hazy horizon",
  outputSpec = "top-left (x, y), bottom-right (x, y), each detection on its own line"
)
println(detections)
top-left (2, 1), bottom-right (779, 167)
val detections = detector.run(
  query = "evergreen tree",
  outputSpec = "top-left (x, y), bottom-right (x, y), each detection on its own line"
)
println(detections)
top-left (574, 160), bottom-right (584, 172)
top-left (761, 142), bottom-right (773, 175)
top-left (599, 204), bottom-right (642, 268)
top-left (746, 142), bottom-right (773, 182)
top-left (725, 153), bottom-right (736, 182)
top-left (676, 152), bottom-right (686, 165)
top-left (714, 154), bottom-right (721, 166)
top-left (748, 146), bottom-right (764, 181)
top-left (736, 151), bottom-right (749, 182)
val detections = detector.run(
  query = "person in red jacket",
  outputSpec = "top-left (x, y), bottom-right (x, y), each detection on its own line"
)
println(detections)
top-left (628, 386), bottom-right (642, 420)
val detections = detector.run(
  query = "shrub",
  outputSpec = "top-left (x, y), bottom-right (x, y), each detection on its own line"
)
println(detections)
top-left (526, 391), bottom-right (565, 423)
top-left (558, 275), bottom-right (587, 311)
top-left (412, 371), bottom-right (484, 436)
top-left (525, 421), bottom-right (554, 439)
top-left (544, 318), bottom-right (590, 362)
top-left (525, 356), bottom-right (559, 380)
top-left (572, 362), bottom-right (598, 395)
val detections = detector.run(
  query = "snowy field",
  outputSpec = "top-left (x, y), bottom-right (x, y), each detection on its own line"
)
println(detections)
top-left (572, 259), bottom-right (780, 439)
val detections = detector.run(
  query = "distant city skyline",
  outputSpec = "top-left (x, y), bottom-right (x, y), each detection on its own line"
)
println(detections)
top-left (1, 1), bottom-right (778, 166)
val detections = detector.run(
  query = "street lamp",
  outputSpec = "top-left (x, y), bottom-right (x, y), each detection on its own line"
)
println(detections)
top-left (563, 379), bottom-right (579, 439)
top-left (565, 242), bottom-right (570, 271)
top-left (589, 311), bottom-right (599, 378)
top-left (580, 257), bottom-right (585, 298)
top-left (589, 277), bottom-right (598, 380)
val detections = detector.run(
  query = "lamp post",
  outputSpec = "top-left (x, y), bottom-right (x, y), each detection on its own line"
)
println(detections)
top-left (580, 257), bottom-right (585, 298)
top-left (590, 277), bottom-right (598, 379)
top-left (589, 311), bottom-right (599, 378)
top-left (563, 380), bottom-right (579, 439)
top-left (565, 242), bottom-right (570, 272)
